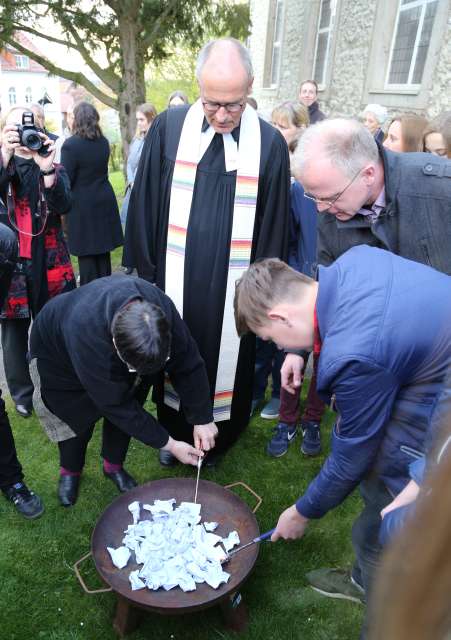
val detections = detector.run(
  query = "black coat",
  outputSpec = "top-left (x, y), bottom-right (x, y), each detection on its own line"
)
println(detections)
top-left (60, 135), bottom-right (123, 256)
top-left (29, 275), bottom-right (213, 448)
top-left (308, 101), bottom-right (326, 124)
top-left (317, 147), bottom-right (451, 274)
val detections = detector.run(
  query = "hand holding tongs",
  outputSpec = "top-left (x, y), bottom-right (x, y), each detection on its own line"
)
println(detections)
top-left (222, 528), bottom-right (276, 564)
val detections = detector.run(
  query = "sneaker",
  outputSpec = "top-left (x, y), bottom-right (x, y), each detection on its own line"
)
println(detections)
top-left (2, 482), bottom-right (44, 519)
top-left (300, 420), bottom-right (321, 456)
top-left (266, 422), bottom-right (297, 457)
top-left (306, 568), bottom-right (366, 604)
top-left (260, 397), bottom-right (281, 419)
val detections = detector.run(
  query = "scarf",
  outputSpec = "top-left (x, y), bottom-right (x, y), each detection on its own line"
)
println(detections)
top-left (164, 99), bottom-right (261, 421)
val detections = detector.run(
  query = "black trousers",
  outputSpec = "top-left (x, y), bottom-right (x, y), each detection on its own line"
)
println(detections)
top-left (78, 253), bottom-right (111, 286)
top-left (1, 317), bottom-right (34, 409)
top-left (0, 389), bottom-right (24, 488)
top-left (57, 377), bottom-right (152, 472)
top-left (58, 419), bottom-right (131, 472)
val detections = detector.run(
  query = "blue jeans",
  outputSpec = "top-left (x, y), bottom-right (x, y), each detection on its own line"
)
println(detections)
top-left (352, 472), bottom-right (393, 638)
top-left (253, 338), bottom-right (284, 400)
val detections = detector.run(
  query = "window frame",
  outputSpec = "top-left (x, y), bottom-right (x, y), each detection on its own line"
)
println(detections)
top-left (312, 0), bottom-right (338, 89)
top-left (14, 54), bottom-right (30, 70)
top-left (269, 0), bottom-right (284, 88)
top-left (385, 0), bottom-right (438, 90)
top-left (8, 87), bottom-right (16, 106)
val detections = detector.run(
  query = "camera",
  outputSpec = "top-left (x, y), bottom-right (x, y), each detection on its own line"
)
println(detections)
top-left (16, 111), bottom-right (51, 157)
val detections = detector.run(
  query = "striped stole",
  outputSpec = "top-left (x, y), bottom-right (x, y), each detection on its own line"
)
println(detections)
top-left (164, 99), bottom-right (260, 421)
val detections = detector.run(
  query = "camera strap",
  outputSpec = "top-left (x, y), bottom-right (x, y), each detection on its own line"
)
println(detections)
top-left (7, 180), bottom-right (49, 239)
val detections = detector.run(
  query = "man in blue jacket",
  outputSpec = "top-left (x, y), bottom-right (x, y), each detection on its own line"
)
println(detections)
top-left (234, 246), bottom-right (451, 628)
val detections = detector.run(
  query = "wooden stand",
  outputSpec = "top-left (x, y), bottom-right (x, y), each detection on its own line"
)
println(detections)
top-left (219, 592), bottom-right (249, 633)
top-left (112, 591), bottom-right (248, 637)
top-left (113, 596), bottom-right (143, 638)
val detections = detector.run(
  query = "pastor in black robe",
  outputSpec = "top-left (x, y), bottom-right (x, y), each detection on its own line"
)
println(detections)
top-left (29, 275), bottom-right (213, 450)
top-left (123, 105), bottom-right (290, 453)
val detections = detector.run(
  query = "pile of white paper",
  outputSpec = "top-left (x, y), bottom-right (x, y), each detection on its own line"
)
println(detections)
top-left (106, 499), bottom-right (241, 593)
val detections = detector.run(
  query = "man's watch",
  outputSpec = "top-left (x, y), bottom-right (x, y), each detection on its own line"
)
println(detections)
top-left (40, 166), bottom-right (56, 176)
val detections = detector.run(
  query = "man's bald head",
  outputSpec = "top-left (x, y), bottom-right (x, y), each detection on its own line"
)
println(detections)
top-left (196, 38), bottom-right (253, 86)
top-left (196, 38), bottom-right (254, 134)
top-left (292, 118), bottom-right (384, 222)
top-left (292, 118), bottom-right (379, 181)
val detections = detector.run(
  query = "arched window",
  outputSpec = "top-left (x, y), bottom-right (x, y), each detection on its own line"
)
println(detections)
top-left (25, 87), bottom-right (32, 104)
top-left (8, 87), bottom-right (16, 105)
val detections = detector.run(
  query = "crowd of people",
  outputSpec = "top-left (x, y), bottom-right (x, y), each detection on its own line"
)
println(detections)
top-left (0, 36), bottom-right (450, 638)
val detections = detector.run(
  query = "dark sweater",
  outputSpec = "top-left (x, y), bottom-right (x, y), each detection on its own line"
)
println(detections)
top-left (30, 275), bottom-right (213, 448)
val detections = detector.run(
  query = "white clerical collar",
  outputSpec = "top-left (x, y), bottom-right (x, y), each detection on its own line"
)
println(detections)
top-left (200, 126), bottom-right (238, 172)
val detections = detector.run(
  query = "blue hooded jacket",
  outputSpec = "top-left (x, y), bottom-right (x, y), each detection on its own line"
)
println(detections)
top-left (296, 246), bottom-right (451, 519)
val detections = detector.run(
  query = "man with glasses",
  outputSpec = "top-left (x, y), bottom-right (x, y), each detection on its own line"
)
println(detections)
top-left (123, 38), bottom-right (290, 466)
top-left (282, 117), bottom-right (451, 604)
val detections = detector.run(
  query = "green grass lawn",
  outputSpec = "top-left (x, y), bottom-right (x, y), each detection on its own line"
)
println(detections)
top-left (0, 388), bottom-right (363, 640)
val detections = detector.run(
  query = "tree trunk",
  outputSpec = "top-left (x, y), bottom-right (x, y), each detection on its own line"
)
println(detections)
top-left (117, 10), bottom-right (146, 176)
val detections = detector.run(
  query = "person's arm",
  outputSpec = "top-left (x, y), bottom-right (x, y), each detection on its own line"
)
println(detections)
top-left (252, 127), bottom-right (290, 262)
top-left (296, 361), bottom-right (399, 519)
top-left (272, 361), bottom-right (400, 541)
top-left (42, 163), bottom-right (72, 214)
top-left (123, 116), bottom-right (165, 280)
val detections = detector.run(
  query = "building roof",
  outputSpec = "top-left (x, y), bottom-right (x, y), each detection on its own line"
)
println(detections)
top-left (0, 32), bottom-right (48, 73)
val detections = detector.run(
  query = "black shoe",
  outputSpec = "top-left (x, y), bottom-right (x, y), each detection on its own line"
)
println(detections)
top-left (58, 475), bottom-right (80, 507)
top-left (103, 468), bottom-right (137, 492)
top-left (15, 404), bottom-right (32, 418)
top-left (159, 449), bottom-right (178, 467)
top-left (2, 482), bottom-right (44, 519)
top-left (124, 267), bottom-right (133, 275)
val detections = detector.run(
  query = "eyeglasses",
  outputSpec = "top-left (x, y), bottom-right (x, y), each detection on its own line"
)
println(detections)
top-left (202, 100), bottom-right (246, 114)
top-left (303, 167), bottom-right (364, 209)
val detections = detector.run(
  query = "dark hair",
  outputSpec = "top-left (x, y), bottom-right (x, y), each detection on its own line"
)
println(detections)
top-left (72, 102), bottom-right (102, 140)
top-left (111, 299), bottom-right (171, 375)
top-left (246, 96), bottom-right (258, 110)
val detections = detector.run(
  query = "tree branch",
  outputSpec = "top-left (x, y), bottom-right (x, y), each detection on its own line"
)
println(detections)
top-left (63, 22), bottom-right (120, 92)
top-left (3, 35), bottom-right (118, 109)
top-left (141, 0), bottom-right (180, 50)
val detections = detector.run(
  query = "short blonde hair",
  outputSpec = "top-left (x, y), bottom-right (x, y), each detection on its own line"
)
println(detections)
top-left (234, 258), bottom-right (314, 336)
top-left (271, 101), bottom-right (309, 152)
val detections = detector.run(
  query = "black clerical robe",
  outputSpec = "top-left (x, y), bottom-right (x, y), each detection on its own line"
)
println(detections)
top-left (29, 275), bottom-right (213, 448)
top-left (123, 105), bottom-right (290, 452)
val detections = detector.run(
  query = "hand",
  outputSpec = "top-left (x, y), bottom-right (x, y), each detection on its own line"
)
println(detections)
top-left (1, 124), bottom-right (20, 167)
top-left (281, 354), bottom-right (304, 394)
top-left (380, 479), bottom-right (420, 519)
top-left (271, 504), bottom-right (309, 541)
top-left (30, 133), bottom-right (56, 171)
top-left (193, 422), bottom-right (218, 451)
top-left (161, 436), bottom-right (204, 466)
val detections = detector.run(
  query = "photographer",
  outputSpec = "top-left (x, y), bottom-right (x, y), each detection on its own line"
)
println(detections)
top-left (0, 107), bottom-right (75, 418)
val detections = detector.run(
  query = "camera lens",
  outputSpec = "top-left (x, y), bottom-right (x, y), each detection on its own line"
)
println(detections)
top-left (22, 130), bottom-right (42, 151)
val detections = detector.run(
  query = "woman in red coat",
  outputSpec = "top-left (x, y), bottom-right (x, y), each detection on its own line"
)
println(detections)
top-left (0, 106), bottom-right (75, 418)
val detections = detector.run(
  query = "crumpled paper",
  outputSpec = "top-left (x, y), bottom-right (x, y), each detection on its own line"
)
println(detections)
top-left (106, 499), bottom-right (240, 593)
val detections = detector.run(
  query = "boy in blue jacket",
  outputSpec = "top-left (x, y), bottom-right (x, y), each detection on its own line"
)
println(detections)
top-left (234, 245), bottom-right (451, 634)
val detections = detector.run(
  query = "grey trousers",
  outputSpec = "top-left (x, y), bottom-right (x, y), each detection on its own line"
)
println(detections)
top-left (1, 317), bottom-right (33, 409)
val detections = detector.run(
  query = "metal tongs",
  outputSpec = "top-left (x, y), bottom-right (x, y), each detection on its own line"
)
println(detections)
top-left (194, 454), bottom-right (203, 504)
top-left (222, 528), bottom-right (275, 564)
